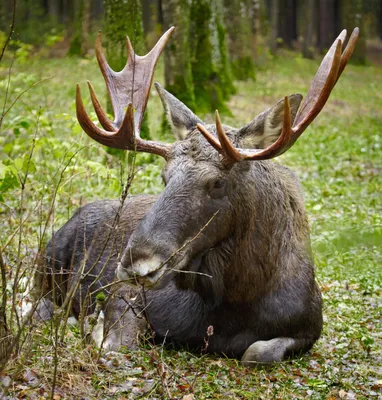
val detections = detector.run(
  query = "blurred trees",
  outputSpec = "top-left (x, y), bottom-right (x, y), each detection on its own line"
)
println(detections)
top-left (161, 0), bottom-right (234, 113)
top-left (161, 0), bottom-right (195, 109)
top-left (0, 0), bottom-right (381, 112)
top-left (103, 0), bottom-right (150, 140)
top-left (189, 0), bottom-right (234, 112)
top-left (223, 0), bottom-right (256, 80)
top-left (1, 1), bottom-right (380, 54)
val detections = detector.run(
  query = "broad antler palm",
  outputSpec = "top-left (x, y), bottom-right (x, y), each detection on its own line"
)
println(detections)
top-left (76, 27), bottom-right (175, 159)
top-left (196, 28), bottom-right (359, 163)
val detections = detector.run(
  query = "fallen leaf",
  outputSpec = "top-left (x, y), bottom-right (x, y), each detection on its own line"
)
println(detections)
top-left (182, 395), bottom-right (195, 400)
top-left (338, 389), bottom-right (346, 398)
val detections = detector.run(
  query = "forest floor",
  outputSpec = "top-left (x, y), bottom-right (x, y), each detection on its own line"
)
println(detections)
top-left (0, 48), bottom-right (381, 399)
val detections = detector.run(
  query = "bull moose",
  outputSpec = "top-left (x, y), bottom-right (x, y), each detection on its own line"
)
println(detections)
top-left (39, 26), bottom-right (359, 364)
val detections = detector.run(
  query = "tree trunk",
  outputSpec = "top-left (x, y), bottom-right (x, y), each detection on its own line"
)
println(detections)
top-left (81, 0), bottom-right (91, 55)
top-left (318, 0), bottom-right (336, 52)
top-left (302, 0), bottom-right (315, 58)
top-left (68, 0), bottom-right (86, 56)
top-left (0, 252), bottom-right (12, 369)
top-left (161, 0), bottom-right (195, 109)
top-left (223, 0), bottom-right (256, 80)
top-left (269, 0), bottom-right (279, 54)
top-left (340, 0), bottom-right (367, 64)
top-left (210, 0), bottom-right (235, 97)
top-left (91, 0), bottom-right (104, 21)
top-left (189, 0), bottom-right (231, 113)
top-left (279, 0), bottom-right (297, 48)
top-left (248, 0), bottom-right (261, 61)
top-left (103, 0), bottom-right (150, 139)
top-left (380, 0), bottom-right (382, 40)
top-left (48, 0), bottom-right (60, 21)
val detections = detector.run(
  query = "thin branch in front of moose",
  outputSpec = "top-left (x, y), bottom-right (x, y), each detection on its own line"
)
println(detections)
top-left (1, 75), bottom-right (57, 127)
top-left (10, 112), bottom-right (39, 333)
top-left (0, 0), bottom-right (16, 63)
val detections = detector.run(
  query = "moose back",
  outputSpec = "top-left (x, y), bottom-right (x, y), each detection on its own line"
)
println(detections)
top-left (38, 27), bottom-right (359, 364)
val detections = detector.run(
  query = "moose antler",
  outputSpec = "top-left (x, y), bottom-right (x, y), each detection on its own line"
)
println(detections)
top-left (76, 27), bottom-right (175, 159)
top-left (197, 28), bottom-right (359, 163)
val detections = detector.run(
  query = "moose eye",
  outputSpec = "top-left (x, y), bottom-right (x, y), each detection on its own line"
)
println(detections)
top-left (208, 178), bottom-right (228, 199)
top-left (213, 179), bottom-right (226, 189)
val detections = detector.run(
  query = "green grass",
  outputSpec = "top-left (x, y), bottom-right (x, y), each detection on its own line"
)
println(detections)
top-left (0, 49), bottom-right (381, 399)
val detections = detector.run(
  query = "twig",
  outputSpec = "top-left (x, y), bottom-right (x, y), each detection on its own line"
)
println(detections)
top-left (157, 330), bottom-right (172, 399)
top-left (0, 57), bottom-right (15, 131)
top-left (10, 114), bottom-right (39, 332)
top-left (1, 75), bottom-right (57, 123)
top-left (0, 0), bottom-right (16, 63)
top-left (126, 210), bottom-right (220, 282)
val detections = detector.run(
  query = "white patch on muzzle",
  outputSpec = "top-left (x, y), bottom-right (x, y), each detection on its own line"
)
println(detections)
top-left (117, 256), bottom-right (164, 285)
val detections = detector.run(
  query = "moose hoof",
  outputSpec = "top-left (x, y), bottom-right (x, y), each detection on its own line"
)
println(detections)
top-left (241, 337), bottom-right (295, 365)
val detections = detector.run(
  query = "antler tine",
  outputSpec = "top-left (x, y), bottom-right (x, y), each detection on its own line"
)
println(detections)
top-left (335, 27), bottom-right (359, 85)
top-left (122, 26), bottom-right (175, 134)
top-left (76, 84), bottom-right (132, 147)
top-left (293, 32), bottom-right (344, 131)
top-left (76, 84), bottom-right (172, 157)
top-left (215, 111), bottom-right (243, 162)
top-left (94, 32), bottom-right (124, 129)
top-left (76, 27), bottom-right (175, 159)
top-left (197, 98), bottom-right (294, 164)
top-left (197, 28), bottom-right (358, 164)
top-left (197, 123), bottom-right (222, 152)
top-left (87, 81), bottom-right (114, 131)
top-left (242, 36), bottom-right (344, 161)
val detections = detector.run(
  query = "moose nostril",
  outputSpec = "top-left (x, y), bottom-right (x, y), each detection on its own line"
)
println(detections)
top-left (116, 262), bottom-right (131, 281)
top-left (146, 269), bottom-right (160, 279)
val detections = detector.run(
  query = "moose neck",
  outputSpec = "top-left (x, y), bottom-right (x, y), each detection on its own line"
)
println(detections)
top-left (228, 161), bottom-right (312, 303)
top-left (174, 161), bottom-right (312, 306)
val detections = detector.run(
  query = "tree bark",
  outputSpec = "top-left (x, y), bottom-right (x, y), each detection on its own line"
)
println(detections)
top-left (0, 251), bottom-right (12, 368)
top-left (340, 0), bottom-right (367, 64)
top-left (103, 0), bottom-right (150, 139)
top-left (302, 0), bottom-right (315, 58)
top-left (279, 0), bottom-right (297, 48)
top-left (48, 0), bottom-right (60, 21)
top-left (248, 0), bottom-right (261, 60)
top-left (223, 0), bottom-right (256, 80)
top-left (161, 0), bottom-right (195, 109)
top-left (189, 0), bottom-right (231, 113)
top-left (380, 0), bottom-right (382, 40)
top-left (269, 0), bottom-right (279, 55)
top-left (81, 0), bottom-right (91, 55)
top-left (318, 0), bottom-right (335, 52)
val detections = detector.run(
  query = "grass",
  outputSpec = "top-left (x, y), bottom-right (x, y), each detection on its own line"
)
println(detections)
top-left (0, 46), bottom-right (381, 399)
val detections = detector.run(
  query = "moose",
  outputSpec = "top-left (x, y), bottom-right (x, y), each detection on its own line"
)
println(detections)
top-left (38, 27), bottom-right (359, 364)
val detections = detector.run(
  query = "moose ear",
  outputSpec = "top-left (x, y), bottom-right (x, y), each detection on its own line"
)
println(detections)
top-left (155, 82), bottom-right (202, 140)
top-left (237, 94), bottom-right (303, 149)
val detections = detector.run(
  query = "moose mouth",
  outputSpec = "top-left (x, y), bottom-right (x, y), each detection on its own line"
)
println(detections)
top-left (116, 260), bottom-right (167, 289)
top-left (116, 249), bottom-right (208, 290)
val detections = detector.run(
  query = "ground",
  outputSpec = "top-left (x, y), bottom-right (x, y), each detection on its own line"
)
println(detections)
top-left (0, 45), bottom-right (381, 399)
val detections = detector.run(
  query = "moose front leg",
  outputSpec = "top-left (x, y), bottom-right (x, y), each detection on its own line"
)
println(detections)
top-left (241, 337), bottom-right (316, 365)
top-left (98, 285), bottom-right (147, 351)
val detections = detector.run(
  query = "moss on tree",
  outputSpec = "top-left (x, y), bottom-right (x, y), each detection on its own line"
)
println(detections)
top-left (103, 0), bottom-right (150, 141)
top-left (189, 0), bottom-right (232, 114)
top-left (223, 0), bottom-right (256, 81)
top-left (162, 0), bottom-right (195, 111)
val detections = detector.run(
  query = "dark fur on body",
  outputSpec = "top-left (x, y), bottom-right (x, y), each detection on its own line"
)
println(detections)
top-left (41, 89), bottom-right (322, 363)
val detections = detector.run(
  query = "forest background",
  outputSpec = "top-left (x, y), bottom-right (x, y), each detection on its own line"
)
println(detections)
top-left (0, 0), bottom-right (381, 399)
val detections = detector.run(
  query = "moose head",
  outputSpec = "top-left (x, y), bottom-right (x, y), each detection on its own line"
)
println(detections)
top-left (76, 27), bottom-right (359, 298)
